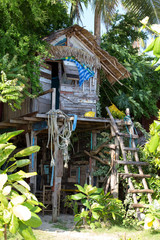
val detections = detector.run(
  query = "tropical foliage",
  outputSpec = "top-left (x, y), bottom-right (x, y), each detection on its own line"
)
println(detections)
top-left (0, 70), bottom-right (25, 111)
top-left (139, 200), bottom-right (160, 230)
top-left (100, 13), bottom-right (160, 119)
top-left (71, 184), bottom-right (124, 229)
top-left (141, 16), bottom-right (160, 71)
top-left (0, 0), bottom-right (71, 96)
top-left (0, 130), bottom-right (42, 240)
top-left (143, 110), bottom-right (160, 168)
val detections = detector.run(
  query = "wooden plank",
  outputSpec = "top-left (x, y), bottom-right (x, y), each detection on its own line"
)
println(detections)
top-left (38, 88), bottom-right (53, 97)
top-left (119, 173), bottom-right (151, 178)
top-left (132, 203), bottom-right (147, 208)
top-left (128, 118), bottom-right (152, 204)
top-left (10, 119), bottom-right (28, 124)
top-left (23, 117), bottom-right (42, 122)
top-left (128, 189), bottom-right (154, 193)
top-left (123, 147), bottom-right (139, 151)
top-left (106, 107), bottom-right (140, 212)
top-left (118, 132), bottom-right (138, 139)
top-left (115, 160), bottom-right (149, 166)
top-left (0, 122), bottom-right (17, 127)
top-left (40, 71), bottom-right (52, 80)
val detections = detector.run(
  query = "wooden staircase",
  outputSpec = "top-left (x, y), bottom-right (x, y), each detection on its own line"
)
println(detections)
top-left (106, 107), bottom-right (153, 218)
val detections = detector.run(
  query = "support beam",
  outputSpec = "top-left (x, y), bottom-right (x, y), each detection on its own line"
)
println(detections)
top-left (26, 131), bottom-right (37, 194)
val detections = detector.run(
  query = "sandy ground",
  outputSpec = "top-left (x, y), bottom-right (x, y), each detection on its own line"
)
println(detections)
top-left (34, 214), bottom-right (123, 240)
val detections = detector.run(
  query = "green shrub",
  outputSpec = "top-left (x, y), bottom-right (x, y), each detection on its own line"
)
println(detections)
top-left (0, 130), bottom-right (42, 240)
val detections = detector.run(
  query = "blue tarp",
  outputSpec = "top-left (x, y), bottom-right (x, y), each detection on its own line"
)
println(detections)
top-left (64, 58), bottom-right (94, 86)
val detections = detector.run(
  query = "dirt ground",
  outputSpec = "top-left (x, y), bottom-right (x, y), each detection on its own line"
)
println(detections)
top-left (33, 214), bottom-right (160, 240)
top-left (34, 214), bottom-right (126, 240)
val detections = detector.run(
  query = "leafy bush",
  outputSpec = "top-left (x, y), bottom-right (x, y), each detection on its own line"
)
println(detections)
top-left (71, 184), bottom-right (124, 229)
top-left (143, 110), bottom-right (160, 168)
top-left (139, 200), bottom-right (160, 230)
top-left (0, 130), bottom-right (42, 240)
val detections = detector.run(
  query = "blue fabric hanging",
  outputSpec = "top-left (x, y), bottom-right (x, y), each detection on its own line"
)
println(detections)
top-left (68, 114), bottom-right (77, 131)
top-left (50, 165), bottom-right (54, 187)
top-left (64, 59), bottom-right (94, 86)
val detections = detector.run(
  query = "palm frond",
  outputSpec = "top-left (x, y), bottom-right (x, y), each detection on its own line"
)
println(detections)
top-left (122, 0), bottom-right (160, 24)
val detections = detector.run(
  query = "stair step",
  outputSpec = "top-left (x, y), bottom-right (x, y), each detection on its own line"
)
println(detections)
top-left (128, 189), bottom-right (154, 193)
top-left (119, 173), bottom-right (151, 178)
top-left (118, 132), bottom-right (138, 139)
top-left (123, 147), bottom-right (139, 151)
top-left (115, 160), bottom-right (149, 166)
top-left (132, 203), bottom-right (147, 208)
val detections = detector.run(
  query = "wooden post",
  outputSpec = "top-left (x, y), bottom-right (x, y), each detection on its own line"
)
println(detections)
top-left (52, 143), bottom-right (63, 222)
top-left (25, 131), bottom-right (37, 194)
top-left (91, 131), bottom-right (97, 186)
top-left (110, 127), bottom-right (119, 198)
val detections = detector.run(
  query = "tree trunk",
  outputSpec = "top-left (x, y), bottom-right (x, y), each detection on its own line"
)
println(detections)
top-left (94, 4), bottom-right (101, 45)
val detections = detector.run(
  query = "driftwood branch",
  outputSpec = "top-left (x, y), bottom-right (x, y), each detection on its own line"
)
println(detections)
top-left (84, 150), bottom-right (110, 166)
top-left (90, 135), bottom-right (112, 156)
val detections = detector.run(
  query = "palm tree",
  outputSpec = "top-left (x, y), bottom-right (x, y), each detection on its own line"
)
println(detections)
top-left (70, 0), bottom-right (88, 25)
top-left (93, 0), bottom-right (118, 44)
top-left (70, 0), bottom-right (160, 45)
top-left (93, 0), bottom-right (160, 44)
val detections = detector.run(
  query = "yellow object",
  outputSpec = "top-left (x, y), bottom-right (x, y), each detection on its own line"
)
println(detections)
top-left (84, 111), bottom-right (95, 117)
top-left (108, 104), bottom-right (125, 119)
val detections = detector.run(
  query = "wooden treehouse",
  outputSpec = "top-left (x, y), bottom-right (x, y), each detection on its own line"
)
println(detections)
top-left (0, 24), bottom-right (151, 221)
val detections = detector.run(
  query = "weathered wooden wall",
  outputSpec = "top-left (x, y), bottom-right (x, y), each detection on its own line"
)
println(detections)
top-left (60, 73), bottom-right (98, 116)
top-left (2, 97), bottom-right (31, 121)
top-left (32, 64), bottom-right (52, 114)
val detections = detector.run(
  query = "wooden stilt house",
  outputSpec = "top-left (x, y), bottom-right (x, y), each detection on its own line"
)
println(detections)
top-left (0, 25), bottom-right (133, 221)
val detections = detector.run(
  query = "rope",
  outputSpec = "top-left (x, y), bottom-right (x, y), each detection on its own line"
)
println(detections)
top-left (47, 109), bottom-right (74, 171)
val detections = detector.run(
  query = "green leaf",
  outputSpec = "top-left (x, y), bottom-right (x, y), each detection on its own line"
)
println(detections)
top-left (94, 221), bottom-right (101, 228)
top-left (80, 210), bottom-right (88, 218)
top-left (88, 186), bottom-right (98, 195)
top-left (14, 146), bottom-right (40, 158)
top-left (3, 209), bottom-right (11, 224)
top-left (81, 199), bottom-right (90, 209)
top-left (90, 194), bottom-right (102, 201)
top-left (8, 171), bottom-right (37, 181)
top-left (148, 132), bottom-right (159, 153)
top-left (90, 223), bottom-right (95, 229)
top-left (8, 173), bottom-right (23, 181)
top-left (144, 39), bottom-right (155, 53)
top-left (16, 159), bottom-right (31, 168)
top-left (74, 214), bottom-right (81, 222)
top-left (91, 203), bottom-right (104, 210)
top-left (31, 206), bottom-right (42, 213)
top-left (0, 130), bottom-right (23, 144)
top-left (153, 37), bottom-right (160, 57)
top-left (27, 199), bottom-right (44, 207)
top-left (0, 193), bottom-right (8, 207)
top-left (155, 65), bottom-right (160, 71)
top-left (92, 211), bottom-right (99, 220)
top-left (9, 215), bottom-right (19, 234)
top-left (85, 185), bottom-right (97, 195)
top-left (112, 212), bottom-right (116, 220)
top-left (74, 184), bottom-right (85, 193)
top-left (18, 222), bottom-right (36, 240)
top-left (71, 193), bottom-right (86, 200)
top-left (23, 212), bottom-right (42, 228)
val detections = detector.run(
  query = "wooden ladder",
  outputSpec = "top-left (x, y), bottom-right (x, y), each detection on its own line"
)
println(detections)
top-left (106, 107), bottom-right (153, 218)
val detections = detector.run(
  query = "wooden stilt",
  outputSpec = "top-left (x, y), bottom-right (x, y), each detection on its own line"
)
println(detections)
top-left (52, 143), bottom-right (63, 222)
top-left (25, 132), bottom-right (37, 194)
